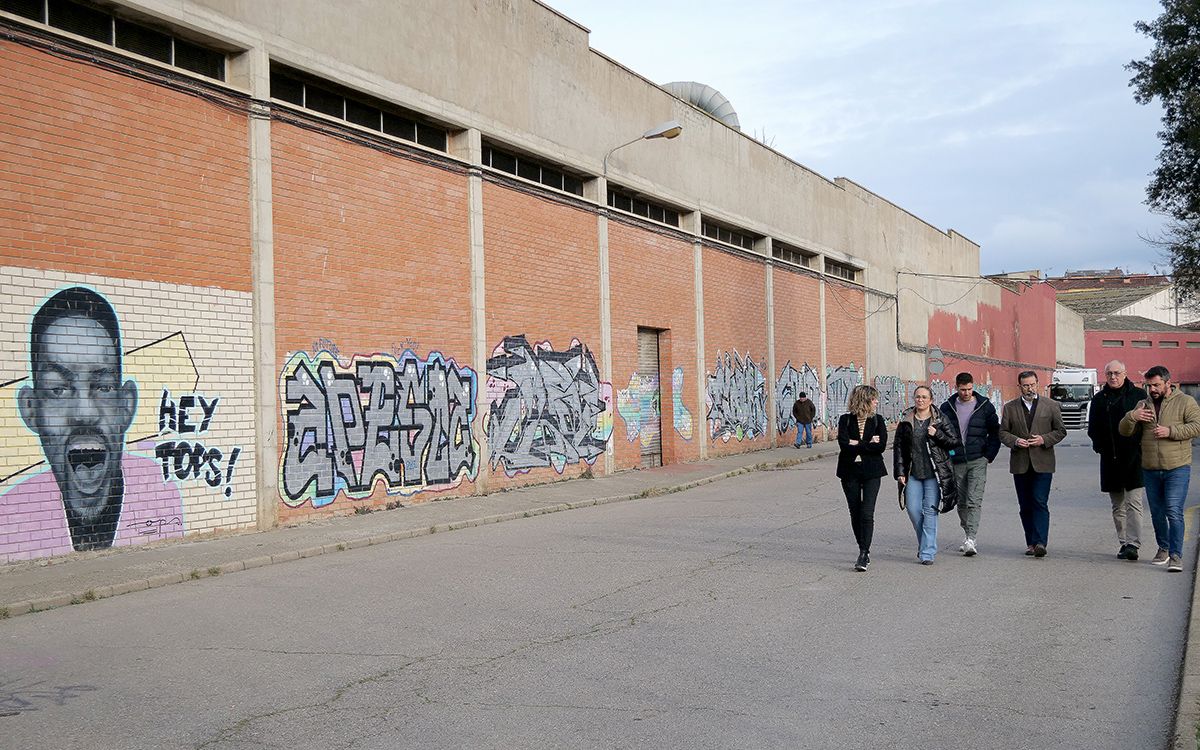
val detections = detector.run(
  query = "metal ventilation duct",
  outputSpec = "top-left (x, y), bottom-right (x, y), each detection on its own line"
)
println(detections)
top-left (662, 81), bottom-right (740, 130)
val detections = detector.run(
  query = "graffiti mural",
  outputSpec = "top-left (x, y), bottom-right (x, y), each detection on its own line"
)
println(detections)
top-left (775, 361), bottom-right (822, 433)
top-left (671, 367), bottom-right (693, 440)
top-left (706, 350), bottom-right (767, 441)
top-left (279, 350), bottom-right (477, 507)
top-left (485, 335), bottom-right (613, 475)
top-left (0, 286), bottom-right (224, 561)
top-left (823, 363), bottom-right (864, 425)
top-left (616, 373), bottom-right (661, 448)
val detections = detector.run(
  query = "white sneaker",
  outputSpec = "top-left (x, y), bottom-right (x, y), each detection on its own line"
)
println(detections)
top-left (959, 540), bottom-right (967, 552)
top-left (963, 538), bottom-right (977, 557)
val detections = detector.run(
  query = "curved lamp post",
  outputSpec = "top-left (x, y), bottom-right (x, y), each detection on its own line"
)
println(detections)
top-left (602, 119), bottom-right (683, 178)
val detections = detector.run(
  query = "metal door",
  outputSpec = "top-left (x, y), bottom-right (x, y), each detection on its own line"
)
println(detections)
top-left (636, 327), bottom-right (663, 468)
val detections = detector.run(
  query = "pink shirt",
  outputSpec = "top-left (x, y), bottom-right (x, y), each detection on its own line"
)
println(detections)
top-left (0, 452), bottom-right (184, 563)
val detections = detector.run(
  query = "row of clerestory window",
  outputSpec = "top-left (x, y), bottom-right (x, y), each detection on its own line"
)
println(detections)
top-left (1, 0), bottom-right (225, 80)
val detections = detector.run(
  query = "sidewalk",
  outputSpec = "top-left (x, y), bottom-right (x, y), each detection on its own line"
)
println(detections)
top-left (0, 441), bottom-right (839, 619)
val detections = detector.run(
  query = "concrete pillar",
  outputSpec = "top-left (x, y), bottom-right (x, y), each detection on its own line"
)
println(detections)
top-left (595, 175), bottom-right (614, 475)
top-left (452, 128), bottom-right (490, 493)
top-left (244, 47), bottom-right (278, 530)
top-left (819, 261), bottom-right (828, 440)
top-left (684, 210), bottom-right (707, 459)
top-left (758, 238), bottom-right (776, 445)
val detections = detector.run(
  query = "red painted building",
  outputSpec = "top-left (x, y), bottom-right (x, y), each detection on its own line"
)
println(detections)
top-left (1084, 316), bottom-right (1200, 397)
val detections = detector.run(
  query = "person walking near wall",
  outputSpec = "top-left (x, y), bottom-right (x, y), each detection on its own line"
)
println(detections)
top-left (894, 386), bottom-right (961, 565)
top-left (1000, 371), bottom-right (1067, 557)
top-left (1119, 366), bottom-right (1200, 572)
top-left (792, 392), bottom-right (816, 448)
top-left (1088, 360), bottom-right (1147, 561)
top-left (836, 385), bottom-right (887, 572)
top-left (939, 371), bottom-right (1000, 557)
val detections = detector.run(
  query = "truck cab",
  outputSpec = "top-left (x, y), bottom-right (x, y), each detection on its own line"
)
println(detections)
top-left (1050, 368), bottom-right (1097, 430)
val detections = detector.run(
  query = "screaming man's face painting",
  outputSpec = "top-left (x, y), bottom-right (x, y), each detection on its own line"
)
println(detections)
top-left (18, 293), bottom-right (137, 547)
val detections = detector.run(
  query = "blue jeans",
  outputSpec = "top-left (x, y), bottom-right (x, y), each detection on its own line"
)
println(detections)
top-left (794, 422), bottom-right (813, 447)
top-left (905, 477), bottom-right (940, 561)
top-left (1144, 466), bottom-right (1191, 557)
top-left (1013, 470), bottom-right (1052, 547)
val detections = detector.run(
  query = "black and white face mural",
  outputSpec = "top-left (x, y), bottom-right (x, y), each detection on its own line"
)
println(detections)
top-left (16, 287), bottom-right (137, 550)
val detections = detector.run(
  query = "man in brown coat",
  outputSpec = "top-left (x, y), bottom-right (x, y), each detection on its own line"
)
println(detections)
top-left (792, 392), bottom-right (816, 448)
top-left (999, 370), bottom-right (1067, 557)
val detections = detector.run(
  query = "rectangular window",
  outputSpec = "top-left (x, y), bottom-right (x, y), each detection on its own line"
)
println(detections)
top-left (114, 19), bottom-right (171, 64)
top-left (271, 66), bottom-right (449, 153)
top-left (0, 0), bottom-right (45, 21)
top-left (1101, 340), bottom-right (1124, 347)
top-left (608, 186), bottom-right (680, 227)
top-left (49, 0), bottom-right (112, 44)
top-left (481, 141), bottom-right (584, 197)
top-left (1131, 340), bottom-right (1152, 348)
top-left (826, 259), bottom-right (859, 282)
top-left (1189, 342), bottom-right (1200, 348)
top-left (773, 241), bottom-right (815, 268)
top-left (4, 0), bottom-right (227, 81)
top-left (702, 220), bottom-right (756, 250)
top-left (1159, 340), bottom-right (1179, 348)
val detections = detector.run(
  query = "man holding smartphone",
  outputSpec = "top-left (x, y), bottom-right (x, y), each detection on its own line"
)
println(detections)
top-left (1120, 366), bottom-right (1200, 572)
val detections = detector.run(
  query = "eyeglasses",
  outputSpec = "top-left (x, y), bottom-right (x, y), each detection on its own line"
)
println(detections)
top-left (1106, 370), bottom-right (1124, 376)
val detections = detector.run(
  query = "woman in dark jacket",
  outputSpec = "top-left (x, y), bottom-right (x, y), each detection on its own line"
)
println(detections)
top-left (836, 384), bottom-right (887, 571)
top-left (893, 386), bottom-right (961, 565)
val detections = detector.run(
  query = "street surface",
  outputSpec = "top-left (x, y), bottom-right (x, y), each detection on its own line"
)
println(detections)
top-left (2, 432), bottom-right (1196, 749)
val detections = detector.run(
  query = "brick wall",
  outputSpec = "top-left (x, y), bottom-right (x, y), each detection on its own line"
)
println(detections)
top-left (0, 41), bottom-right (255, 563)
top-left (271, 122), bottom-right (475, 522)
top-left (771, 267), bottom-right (823, 441)
top-left (608, 221), bottom-right (698, 468)
top-left (482, 183), bottom-right (603, 488)
top-left (702, 247), bottom-right (769, 457)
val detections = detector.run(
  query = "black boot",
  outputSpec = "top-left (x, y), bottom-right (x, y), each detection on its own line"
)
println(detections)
top-left (855, 550), bottom-right (869, 571)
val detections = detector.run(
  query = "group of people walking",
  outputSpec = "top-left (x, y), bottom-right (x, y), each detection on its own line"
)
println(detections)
top-left (822, 365), bottom-right (1199, 572)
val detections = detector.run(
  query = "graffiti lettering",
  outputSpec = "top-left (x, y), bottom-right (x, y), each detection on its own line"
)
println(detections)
top-left (672, 367), bottom-right (693, 440)
top-left (775, 361), bottom-right (822, 432)
top-left (280, 351), bottom-right (477, 507)
top-left (156, 390), bottom-right (241, 498)
top-left (617, 373), bottom-right (661, 447)
top-left (706, 351), bottom-right (767, 441)
top-left (823, 364), bottom-right (864, 425)
top-left (485, 335), bottom-right (613, 475)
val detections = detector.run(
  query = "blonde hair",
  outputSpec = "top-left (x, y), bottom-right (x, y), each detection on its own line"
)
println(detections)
top-left (847, 384), bottom-right (879, 417)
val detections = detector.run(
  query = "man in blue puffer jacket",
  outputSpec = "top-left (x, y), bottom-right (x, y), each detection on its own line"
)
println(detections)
top-left (939, 372), bottom-right (1001, 556)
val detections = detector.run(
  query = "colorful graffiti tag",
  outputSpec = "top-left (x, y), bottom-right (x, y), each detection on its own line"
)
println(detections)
top-left (485, 335), bottom-right (613, 475)
top-left (616, 373), bottom-right (661, 448)
top-left (279, 350), bottom-right (477, 507)
top-left (671, 367), bottom-right (693, 440)
top-left (706, 350), bottom-right (767, 441)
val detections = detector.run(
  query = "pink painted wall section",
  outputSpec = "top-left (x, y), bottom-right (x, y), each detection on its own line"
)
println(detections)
top-left (1085, 331), bottom-right (1200, 386)
top-left (925, 281), bottom-right (1059, 401)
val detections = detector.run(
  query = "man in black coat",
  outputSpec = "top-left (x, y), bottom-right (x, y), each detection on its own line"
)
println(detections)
top-left (939, 372), bottom-right (1001, 557)
top-left (1087, 360), bottom-right (1147, 560)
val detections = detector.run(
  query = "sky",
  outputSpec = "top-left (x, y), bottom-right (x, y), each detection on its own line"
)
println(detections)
top-left (546, 0), bottom-right (1171, 276)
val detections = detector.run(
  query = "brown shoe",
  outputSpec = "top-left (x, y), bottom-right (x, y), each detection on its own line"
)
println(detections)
top-left (1151, 549), bottom-right (1170, 565)
top-left (1025, 546), bottom-right (1035, 556)
top-left (1033, 544), bottom-right (1047, 558)
top-left (1168, 555), bottom-right (1183, 572)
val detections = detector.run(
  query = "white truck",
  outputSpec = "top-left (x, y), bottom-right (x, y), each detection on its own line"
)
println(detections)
top-left (1049, 367), bottom-right (1098, 430)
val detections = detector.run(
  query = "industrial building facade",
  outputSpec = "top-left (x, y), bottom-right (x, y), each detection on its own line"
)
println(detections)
top-left (0, 0), bottom-right (1066, 563)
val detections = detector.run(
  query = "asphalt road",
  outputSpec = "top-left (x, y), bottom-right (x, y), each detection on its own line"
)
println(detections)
top-left (2, 432), bottom-right (1196, 750)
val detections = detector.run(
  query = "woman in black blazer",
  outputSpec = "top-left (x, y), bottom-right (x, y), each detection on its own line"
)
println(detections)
top-left (836, 384), bottom-right (888, 571)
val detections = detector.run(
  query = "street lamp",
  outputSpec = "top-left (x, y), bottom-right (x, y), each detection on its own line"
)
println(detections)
top-left (602, 119), bottom-right (683, 178)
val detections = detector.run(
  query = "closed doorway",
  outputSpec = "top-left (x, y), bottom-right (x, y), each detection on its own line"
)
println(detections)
top-left (636, 327), bottom-right (663, 468)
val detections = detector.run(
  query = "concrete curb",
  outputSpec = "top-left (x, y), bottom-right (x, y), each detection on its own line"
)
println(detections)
top-left (0, 449), bottom-right (832, 621)
top-left (1172, 531), bottom-right (1200, 750)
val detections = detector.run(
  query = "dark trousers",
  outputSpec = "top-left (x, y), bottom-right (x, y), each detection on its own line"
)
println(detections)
top-left (1013, 469), bottom-right (1052, 547)
top-left (841, 476), bottom-right (880, 552)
